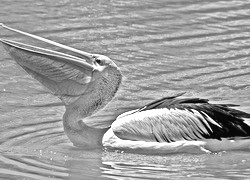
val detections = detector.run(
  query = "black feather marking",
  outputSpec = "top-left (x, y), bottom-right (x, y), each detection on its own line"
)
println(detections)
top-left (137, 92), bottom-right (209, 113)
top-left (135, 94), bottom-right (250, 142)
top-left (138, 92), bottom-right (186, 111)
top-left (153, 133), bottom-right (160, 142)
top-left (114, 94), bottom-right (250, 143)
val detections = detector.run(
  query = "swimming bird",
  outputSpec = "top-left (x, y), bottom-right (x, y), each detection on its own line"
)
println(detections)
top-left (1, 24), bottom-right (250, 154)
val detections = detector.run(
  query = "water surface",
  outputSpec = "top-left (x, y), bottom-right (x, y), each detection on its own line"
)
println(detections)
top-left (0, 0), bottom-right (250, 179)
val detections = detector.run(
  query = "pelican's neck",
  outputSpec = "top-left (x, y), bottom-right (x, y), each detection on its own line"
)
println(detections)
top-left (63, 108), bottom-right (109, 149)
top-left (63, 67), bottom-right (122, 149)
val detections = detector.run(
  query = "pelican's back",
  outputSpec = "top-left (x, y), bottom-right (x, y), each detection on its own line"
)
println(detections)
top-left (112, 93), bottom-right (250, 143)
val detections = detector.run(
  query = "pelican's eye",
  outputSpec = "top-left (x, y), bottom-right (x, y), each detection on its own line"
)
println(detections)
top-left (95, 59), bottom-right (103, 65)
top-left (96, 59), bottom-right (101, 64)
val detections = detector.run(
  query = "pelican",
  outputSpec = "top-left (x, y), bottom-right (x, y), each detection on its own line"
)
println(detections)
top-left (1, 24), bottom-right (250, 154)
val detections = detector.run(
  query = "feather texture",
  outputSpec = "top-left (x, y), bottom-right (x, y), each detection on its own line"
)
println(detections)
top-left (112, 94), bottom-right (250, 143)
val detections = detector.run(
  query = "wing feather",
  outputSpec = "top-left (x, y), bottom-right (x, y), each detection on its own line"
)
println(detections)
top-left (112, 95), bottom-right (250, 143)
top-left (1, 39), bottom-right (94, 105)
top-left (112, 108), bottom-right (212, 143)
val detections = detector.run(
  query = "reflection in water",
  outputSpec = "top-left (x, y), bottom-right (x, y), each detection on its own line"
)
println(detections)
top-left (0, 149), bottom-right (250, 179)
top-left (102, 151), bottom-right (250, 179)
top-left (0, 0), bottom-right (250, 179)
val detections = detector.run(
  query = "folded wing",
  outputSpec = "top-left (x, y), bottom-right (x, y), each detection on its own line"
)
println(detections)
top-left (112, 95), bottom-right (250, 142)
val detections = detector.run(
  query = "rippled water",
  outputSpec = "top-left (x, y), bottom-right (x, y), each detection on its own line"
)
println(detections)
top-left (0, 0), bottom-right (250, 179)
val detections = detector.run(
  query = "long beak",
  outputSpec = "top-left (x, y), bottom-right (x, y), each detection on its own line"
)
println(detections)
top-left (0, 23), bottom-right (94, 61)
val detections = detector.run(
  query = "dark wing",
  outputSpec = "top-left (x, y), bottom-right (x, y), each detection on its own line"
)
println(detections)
top-left (112, 94), bottom-right (250, 142)
top-left (1, 39), bottom-right (95, 105)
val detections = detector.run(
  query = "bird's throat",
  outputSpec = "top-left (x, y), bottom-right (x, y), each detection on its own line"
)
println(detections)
top-left (62, 106), bottom-right (109, 149)
top-left (62, 68), bottom-right (122, 149)
top-left (61, 87), bottom-right (117, 148)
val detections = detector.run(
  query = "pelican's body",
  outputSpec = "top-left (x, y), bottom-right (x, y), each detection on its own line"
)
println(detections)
top-left (1, 24), bottom-right (250, 154)
top-left (102, 96), bottom-right (250, 154)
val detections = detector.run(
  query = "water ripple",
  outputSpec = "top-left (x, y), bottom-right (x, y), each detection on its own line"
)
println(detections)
top-left (0, 0), bottom-right (250, 179)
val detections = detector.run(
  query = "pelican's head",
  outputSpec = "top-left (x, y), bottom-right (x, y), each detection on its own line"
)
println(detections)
top-left (0, 24), bottom-right (122, 149)
top-left (92, 54), bottom-right (119, 70)
top-left (90, 54), bottom-right (122, 81)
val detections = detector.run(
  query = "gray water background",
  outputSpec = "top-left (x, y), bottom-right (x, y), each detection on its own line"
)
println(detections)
top-left (0, 0), bottom-right (250, 179)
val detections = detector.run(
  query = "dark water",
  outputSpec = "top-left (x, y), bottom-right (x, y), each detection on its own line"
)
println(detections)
top-left (0, 0), bottom-right (250, 179)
